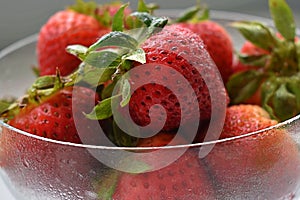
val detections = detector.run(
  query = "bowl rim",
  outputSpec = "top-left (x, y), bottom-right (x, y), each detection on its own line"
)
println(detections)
top-left (0, 9), bottom-right (299, 150)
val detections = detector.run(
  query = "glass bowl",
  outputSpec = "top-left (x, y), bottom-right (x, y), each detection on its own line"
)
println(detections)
top-left (0, 10), bottom-right (300, 200)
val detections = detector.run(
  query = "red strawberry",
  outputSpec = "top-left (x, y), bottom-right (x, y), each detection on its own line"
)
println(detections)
top-left (37, 10), bottom-right (110, 76)
top-left (178, 20), bottom-right (234, 83)
top-left (8, 86), bottom-right (100, 144)
top-left (203, 105), bottom-right (300, 199)
top-left (127, 24), bottom-right (228, 132)
top-left (137, 131), bottom-right (186, 147)
top-left (227, 0), bottom-right (300, 121)
top-left (112, 133), bottom-right (215, 199)
top-left (0, 85), bottom-right (108, 198)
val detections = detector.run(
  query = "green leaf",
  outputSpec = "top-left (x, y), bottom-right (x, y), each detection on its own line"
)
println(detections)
top-left (227, 70), bottom-right (264, 104)
top-left (66, 44), bottom-right (89, 61)
top-left (112, 3), bottom-right (129, 32)
top-left (296, 42), bottom-right (300, 70)
top-left (175, 6), bottom-right (201, 23)
top-left (30, 75), bottom-right (58, 90)
top-left (101, 81), bottom-right (117, 100)
top-left (112, 120), bottom-right (138, 147)
top-left (137, 0), bottom-right (159, 14)
top-left (28, 72), bottom-right (63, 100)
top-left (286, 74), bottom-right (300, 110)
top-left (86, 94), bottom-right (121, 120)
top-left (137, 0), bottom-right (150, 13)
top-left (261, 77), bottom-right (279, 119)
top-left (88, 32), bottom-right (139, 52)
top-left (131, 12), bottom-right (168, 29)
top-left (68, 0), bottom-right (98, 17)
top-left (197, 7), bottom-right (210, 21)
top-left (84, 50), bottom-right (121, 69)
top-left (0, 100), bottom-right (12, 115)
top-left (118, 157), bottom-right (152, 173)
top-left (269, 0), bottom-right (295, 41)
top-left (238, 53), bottom-right (269, 67)
top-left (76, 64), bottom-right (116, 87)
top-left (272, 83), bottom-right (297, 121)
top-left (231, 21), bottom-right (276, 51)
top-left (95, 170), bottom-right (120, 200)
top-left (120, 79), bottom-right (131, 107)
top-left (123, 48), bottom-right (146, 64)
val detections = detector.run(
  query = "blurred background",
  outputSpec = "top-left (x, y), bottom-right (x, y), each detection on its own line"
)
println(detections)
top-left (1, 0), bottom-right (300, 50)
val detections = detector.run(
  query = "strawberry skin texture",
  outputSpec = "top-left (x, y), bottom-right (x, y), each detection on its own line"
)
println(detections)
top-left (137, 132), bottom-right (186, 147)
top-left (8, 86), bottom-right (99, 144)
top-left (128, 25), bottom-right (228, 131)
top-left (178, 20), bottom-right (234, 83)
top-left (113, 133), bottom-right (215, 199)
top-left (37, 10), bottom-right (110, 76)
top-left (203, 105), bottom-right (300, 199)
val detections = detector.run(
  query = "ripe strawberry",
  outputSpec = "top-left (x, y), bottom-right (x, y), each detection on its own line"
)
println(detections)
top-left (203, 105), bottom-right (300, 199)
top-left (7, 86), bottom-right (100, 144)
top-left (127, 24), bottom-right (228, 131)
top-left (68, 13), bottom-right (228, 139)
top-left (227, 0), bottom-right (300, 121)
top-left (0, 85), bottom-right (108, 198)
top-left (178, 20), bottom-right (234, 83)
top-left (0, 124), bottom-right (105, 199)
top-left (112, 133), bottom-right (215, 199)
top-left (37, 4), bottom-right (111, 76)
top-left (137, 131), bottom-right (186, 147)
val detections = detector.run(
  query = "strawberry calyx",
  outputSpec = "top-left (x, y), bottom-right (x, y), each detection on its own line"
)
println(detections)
top-left (68, 0), bottom-right (130, 28)
top-left (227, 0), bottom-right (300, 121)
top-left (173, 3), bottom-right (209, 23)
top-left (1, 4), bottom-right (168, 149)
top-left (67, 10), bottom-right (168, 121)
top-left (68, 0), bottom-right (108, 27)
top-left (0, 71), bottom-right (66, 121)
top-left (68, 0), bottom-right (98, 17)
top-left (65, 6), bottom-right (168, 148)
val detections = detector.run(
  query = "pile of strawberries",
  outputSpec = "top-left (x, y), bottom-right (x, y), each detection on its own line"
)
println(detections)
top-left (0, 0), bottom-right (300, 199)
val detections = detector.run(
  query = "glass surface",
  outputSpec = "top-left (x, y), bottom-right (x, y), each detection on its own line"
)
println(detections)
top-left (0, 10), bottom-right (299, 200)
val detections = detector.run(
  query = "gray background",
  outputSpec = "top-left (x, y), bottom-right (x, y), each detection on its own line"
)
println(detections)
top-left (1, 0), bottom-right (300, 199)
top-left (1, 0), bottom-right (300, 50)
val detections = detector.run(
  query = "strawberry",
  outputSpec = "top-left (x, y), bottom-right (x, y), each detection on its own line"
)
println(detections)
top-left (67, 9), bottom-right (227, 140)
top-left (178, 20), bottom-right (234, 83)
top-left (126, 24), bottom-right (228, 132)
top-left (112, 133), bottom-right (215, 200)
top-left (203, 105), bottom-right (300, 199)
top-left (7, 86), bottom-right (101, 144)
top-left (227, 0), bottom-right (300, 121)
top-left (0, 80), bottom-right (107, 198)
top-left (37, 1), bottom-right (112, 76)
top-left (0, 125), bottom-right (105, 199)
